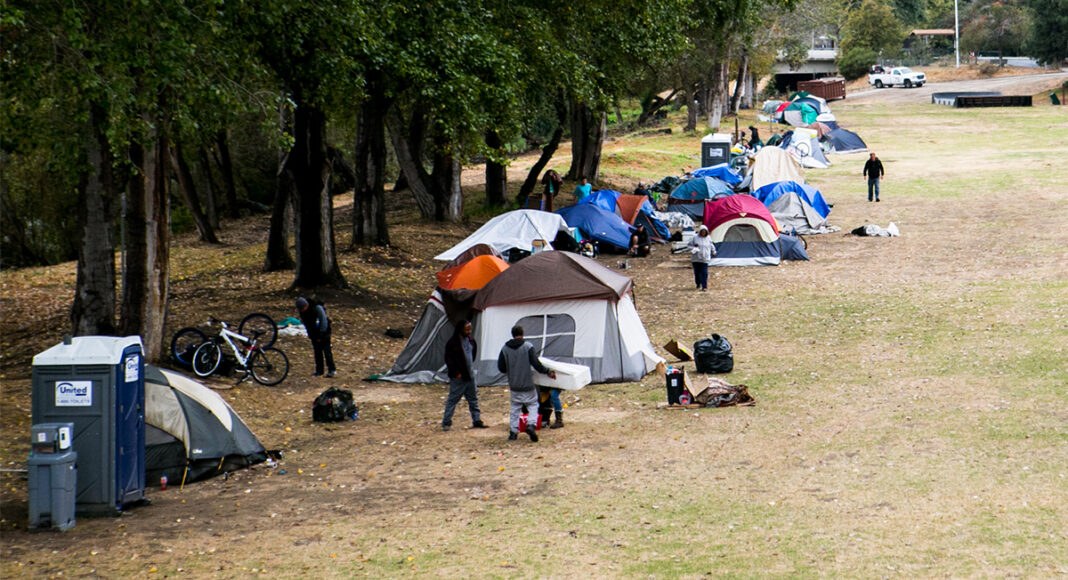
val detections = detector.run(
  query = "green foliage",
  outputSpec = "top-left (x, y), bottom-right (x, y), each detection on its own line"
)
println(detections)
top-left (891, 0), bottom-right (928, 26)
top-left (961, 0), bottom-right (1031, 58)
top-left (841, 0), bottom-right (906, 57)
top-left (838, 46), bottom-right (880, 79)
top-left (1024, 0), bottom-right (1068, 64)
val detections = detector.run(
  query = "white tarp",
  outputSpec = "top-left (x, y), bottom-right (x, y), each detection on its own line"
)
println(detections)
top-left (434, 210), bottom-right (570, 261)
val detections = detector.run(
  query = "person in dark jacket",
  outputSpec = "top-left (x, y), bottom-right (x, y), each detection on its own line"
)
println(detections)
top-left (441, 321), bottom-right (486, 431)
top-left (863, 152), bottom-right (885, 202)
top-left (748, 125), bottom-right (762, 148)
top-left (497, 325), bottom-right (555, 441)
top-left (629, 224), bottom-right (651, 257)
top-left (296, 297), bottom-right (336, 377)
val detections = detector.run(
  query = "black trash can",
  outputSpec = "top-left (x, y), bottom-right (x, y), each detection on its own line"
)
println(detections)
top-left (665, 370), bottom-right (685, 404)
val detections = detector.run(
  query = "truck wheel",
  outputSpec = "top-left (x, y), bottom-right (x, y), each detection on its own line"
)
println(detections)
top-left (904, 79), bottom-right (913, 88)
top-left (874, 80), bottom-right (883, 88)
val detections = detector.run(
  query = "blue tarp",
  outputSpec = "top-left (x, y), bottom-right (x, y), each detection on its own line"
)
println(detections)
top-left (578, 189), bottom-right (621, 213)
top-left (778, 234), bottom-right (810, 261)
top-left (669, 177), bottom-right (734, 202)
top-left (691, 163), bottom-right (743, 186)
top-left (556, 203), bottom-right (635, 251)
top-left (752, 180), bottom-right (831, 219)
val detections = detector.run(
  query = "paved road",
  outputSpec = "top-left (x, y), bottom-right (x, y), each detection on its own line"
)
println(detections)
top-left (846, 71), bottom-right (1068, 104)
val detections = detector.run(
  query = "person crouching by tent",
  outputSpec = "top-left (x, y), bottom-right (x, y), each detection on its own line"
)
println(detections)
top-left (629, 224), bottom-right (651, 257)
top-left (688, 225), bottom-right (716, 291)
top-left (442, 321), bottom-right (487, 431)
top-left (498, 325), bottom-right (555, 442)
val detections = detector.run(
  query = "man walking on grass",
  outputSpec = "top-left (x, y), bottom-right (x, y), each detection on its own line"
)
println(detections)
top-left (863, 152), bottom-right (885, 202)
top-left (497, 325), bottom-right (555, 442)
top-left (441, 320), bottom-right (487, 431)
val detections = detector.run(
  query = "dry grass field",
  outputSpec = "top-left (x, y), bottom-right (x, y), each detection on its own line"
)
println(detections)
top-left (2, 74), bottom-right (1066, 578)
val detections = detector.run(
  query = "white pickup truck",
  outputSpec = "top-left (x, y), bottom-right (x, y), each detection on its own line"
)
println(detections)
top-left (867, 66), bottom-right (926, 88)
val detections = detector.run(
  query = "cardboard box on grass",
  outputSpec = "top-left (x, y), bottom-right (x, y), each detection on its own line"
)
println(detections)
top-left (663, 339), bottom-right (693, 362)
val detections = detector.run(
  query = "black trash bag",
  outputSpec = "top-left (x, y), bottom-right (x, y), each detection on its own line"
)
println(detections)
top-left (693, 334), bottom-right (733, 374)
top-left (313, 387), bottom-right (359, 423)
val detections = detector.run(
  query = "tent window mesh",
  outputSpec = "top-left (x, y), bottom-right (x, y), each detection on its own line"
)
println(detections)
top-left (516, 314), bottom-right (576, 358)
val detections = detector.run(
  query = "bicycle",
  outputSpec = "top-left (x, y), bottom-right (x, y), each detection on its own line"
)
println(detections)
top-left (170, 312), bottom-right (278, 368)
top-left (191, 316), bottom-right (289, 386)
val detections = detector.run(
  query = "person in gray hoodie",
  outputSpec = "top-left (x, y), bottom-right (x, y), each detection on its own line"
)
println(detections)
top-left (497, 325), bottom-right (556, 441)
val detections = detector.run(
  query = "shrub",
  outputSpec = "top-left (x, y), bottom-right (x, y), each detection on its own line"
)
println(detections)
top-left (838, 47), bottom-right (879, 81)
top-left (978, 61), bottom-right (999, 76)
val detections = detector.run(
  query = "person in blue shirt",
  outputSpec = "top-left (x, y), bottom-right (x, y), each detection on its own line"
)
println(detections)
top-left (573, 178), bottom-right (592, 202)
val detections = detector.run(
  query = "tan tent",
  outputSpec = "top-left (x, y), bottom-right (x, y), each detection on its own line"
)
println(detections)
top-left (750, 146), bottom-right (805, 192)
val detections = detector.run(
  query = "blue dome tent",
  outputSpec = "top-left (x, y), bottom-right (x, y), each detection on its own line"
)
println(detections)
top-left (691, 163), bottom-right (743, 186)
top-left (556, 203), bottom-right (635, 252)
top-left (577, 189), bottom-right (622, 213)
top-left (668, 177), bottom-right (734, 202)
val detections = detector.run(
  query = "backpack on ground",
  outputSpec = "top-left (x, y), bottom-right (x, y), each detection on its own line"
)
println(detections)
top-left (693, 334), bottom-right (734, 374)
top-left (313, 387), bottom-right (358, 422)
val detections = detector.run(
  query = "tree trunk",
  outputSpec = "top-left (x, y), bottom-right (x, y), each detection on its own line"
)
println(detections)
top-left (287, 101), bottom-right (346, 288)
top-left (215, 131), bottom-right (239, 219)
top-left (568, 101), bottom-right (606, 183)
top-left (730, 52), bottom-right (749, 114)
top-left (636, 90), bottom-right (677, 126)
top-left (197, 147), bottom-right (220, 230)
top-left (684, 86), bottom-right (699, 132)
top-left (484, 130), bottom-right (507, 207)
top-left (742, 72), bottom-right (755, 110)
top-left (264, 157), bottom-right (295, 271)
top-left (120, 126), bottom-right (170, 362)
top-left (71, 103), bottom-right (117, 336)
top-left (351, 77), bottom-right (390, 246)
top-left (327, 145), bottom-right (356, 197)
top-left (169, 145), bottom-right (219, 243)
top-left (518, 94), bottom-right (567, 203)
top-left (387, 107), bottom-right (436, 219)
top-left (707, 62), bottom-right (728, 130)
top-left (430, 135), bottom-right (462, 222)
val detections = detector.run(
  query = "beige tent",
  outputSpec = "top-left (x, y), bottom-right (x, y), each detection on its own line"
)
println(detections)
top-left (750, 146), bottom-right (805, 192)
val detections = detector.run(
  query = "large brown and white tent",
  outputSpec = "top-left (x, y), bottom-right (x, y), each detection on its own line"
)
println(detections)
top-left (381, 251), bottom-right (663, 385)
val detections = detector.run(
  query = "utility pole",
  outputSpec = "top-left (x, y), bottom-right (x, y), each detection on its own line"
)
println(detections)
top-left (954, 0), bottom-right (961, 68)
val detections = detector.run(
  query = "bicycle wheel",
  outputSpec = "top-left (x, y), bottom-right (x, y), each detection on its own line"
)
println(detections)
top-left (249, 347), bottom-right (289, 386)
top-left (192, 341), bottom-right (222, 377)
top-left (239, 313), bottom-right (277, 348)
top-left (170, 327), bottom-right (207, 367)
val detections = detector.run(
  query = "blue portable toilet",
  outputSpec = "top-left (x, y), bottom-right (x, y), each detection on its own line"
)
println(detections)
top-left (31, 336), bottom-right (146, 515)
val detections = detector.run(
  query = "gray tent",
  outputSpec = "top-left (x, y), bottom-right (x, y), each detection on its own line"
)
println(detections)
top-left (765, 191), bottom-right (829, 234)
top-left (145, 365), bottom-right (266, 485)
